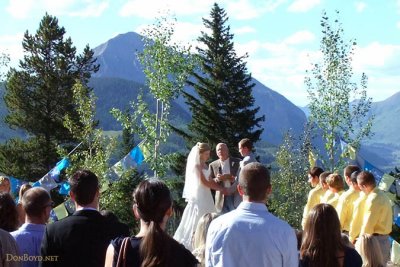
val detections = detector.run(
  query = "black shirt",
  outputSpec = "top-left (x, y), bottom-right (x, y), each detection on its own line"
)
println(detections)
top-left (111, 236), bottom-right (198, 267)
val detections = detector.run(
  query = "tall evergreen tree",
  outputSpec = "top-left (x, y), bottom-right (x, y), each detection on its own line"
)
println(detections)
top-left (0, 13), bottom-right (99, 179)
top-left (183, 3), bottom-right (264, 157)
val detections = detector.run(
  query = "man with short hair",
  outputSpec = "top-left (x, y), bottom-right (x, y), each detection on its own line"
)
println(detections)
top-left (301, 167), bottom-right (325, 229)
top-left (232, 138), bottom-right (258, 208)
top-left (209, 143), bottom-right (240, 213)
top-left (349, 171), bottom-right (392, 263)
top-left (12, 187), bottom-right (52, 267)
top-left (40, 170), bottom-right (129, 267)
top-left (336, 165), bottom-right (361, 234)
top-left (206, 163), bottom-right (298, 267)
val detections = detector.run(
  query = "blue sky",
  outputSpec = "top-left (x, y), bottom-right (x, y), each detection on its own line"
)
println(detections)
top-left (1, 0), bottom-right (400, 106)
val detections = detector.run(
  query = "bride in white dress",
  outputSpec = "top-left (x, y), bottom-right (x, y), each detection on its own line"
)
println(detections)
top-left (174, 143), bottom-right (226, 250)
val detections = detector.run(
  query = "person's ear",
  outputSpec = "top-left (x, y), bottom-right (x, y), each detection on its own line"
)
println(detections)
top-left (237, 184), bottom-right (244, 196)
top-left (267, 185), bottom-right (272, 196)
top-left (69, 191), bottom-right (75, 201)
top-left (165, 206), bottom-right (173, 217)
top-left (132, 204), bottom-right (140, 219)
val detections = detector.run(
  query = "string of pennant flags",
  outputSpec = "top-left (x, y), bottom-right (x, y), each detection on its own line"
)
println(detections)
top-left (7, 141), bottom-right (146, 221)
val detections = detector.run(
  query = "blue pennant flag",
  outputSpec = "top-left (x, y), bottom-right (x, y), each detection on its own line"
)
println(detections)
top-left (107, 145), bottom-right (145, 181)
top-left (130, 146), bottom-right (144, 166)
top-left (58, 182), bottom-right (70, 195)
top-left (49, 158), bottom-right (70, 183)
top-left (9, 177), bottom-right (26, 195)
top-left (364, 160), bottom-right (384, 184)
top-left (55, 158), bottom-right (70, 171)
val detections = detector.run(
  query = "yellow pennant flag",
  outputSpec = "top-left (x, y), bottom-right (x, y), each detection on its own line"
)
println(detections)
top-left (139, 142), bottom-right (151, 159)
top-left (309, 151), bottom-right (316, 168)
top-left (391, 240), bottom-right (400, 265)
top-left (53, 203), bottom-right (68, 221)
top-left (348, 145), bottom-right (356, 160)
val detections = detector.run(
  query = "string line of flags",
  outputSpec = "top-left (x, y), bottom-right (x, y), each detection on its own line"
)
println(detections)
top-left (7, 142), bottom-right (146, 221)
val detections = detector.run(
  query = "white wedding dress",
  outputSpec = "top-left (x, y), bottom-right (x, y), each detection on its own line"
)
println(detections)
top-left (174, 167), bottom-right (216, 250)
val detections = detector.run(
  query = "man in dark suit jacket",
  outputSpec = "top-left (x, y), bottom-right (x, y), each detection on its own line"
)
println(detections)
top-left (40, 170), bottom-right (129, 267)
top-left (209, 143), bottom-right (240, 213)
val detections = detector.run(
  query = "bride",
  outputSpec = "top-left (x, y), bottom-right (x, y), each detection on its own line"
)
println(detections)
top-left (174, 142), bottom-right (226, 250)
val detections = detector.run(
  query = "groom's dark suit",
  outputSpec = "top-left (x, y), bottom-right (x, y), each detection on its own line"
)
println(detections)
top-left (209, 157), bottom-right (240, 213)
top-left (40, 209), bottom-right (129, 267)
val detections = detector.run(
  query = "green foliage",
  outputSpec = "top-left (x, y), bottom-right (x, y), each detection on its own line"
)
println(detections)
top-left (269, 131), bottom-right (311, 229)
top-left (305, 11), bottom-right (373, 171)
top-left (181, 3), bottom-right (264, 158)
top-left (0, 13), bottom-right (98, 179)
top-left (111, 14), bottom-right (195, 178)
top-left (0, 52), bottom-right (10, 81)
top-left (100, 169), bottom-right (142, 234)
top-left (62, 81), bottom-right (115, 180)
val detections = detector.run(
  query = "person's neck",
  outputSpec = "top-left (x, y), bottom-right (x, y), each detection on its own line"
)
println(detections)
top-left (26, 216), bottom-right (46, 225)
top-left (75, 202), bottom-right (98, 211)
top-left (136, 219), bottom-right (167, 237)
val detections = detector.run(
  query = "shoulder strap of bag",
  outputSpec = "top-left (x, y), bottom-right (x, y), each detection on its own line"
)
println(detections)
top-left (116, 237), bottom-right (130, 267)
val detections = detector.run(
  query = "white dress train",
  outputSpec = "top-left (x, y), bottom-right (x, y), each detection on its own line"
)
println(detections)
top-left (174, 168), bottom-right (216, 250)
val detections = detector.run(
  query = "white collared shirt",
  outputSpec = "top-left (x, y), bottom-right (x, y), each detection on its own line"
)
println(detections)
top-left (206, 201), bottom-right (298, 267)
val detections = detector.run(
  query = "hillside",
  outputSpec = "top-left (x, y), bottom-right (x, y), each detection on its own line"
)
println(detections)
top-left (92, 31), bottom-right (307, 145)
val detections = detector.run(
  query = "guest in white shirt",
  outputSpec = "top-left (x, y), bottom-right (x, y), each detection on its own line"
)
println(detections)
top-left (205, 162), bottom-right (298, 267)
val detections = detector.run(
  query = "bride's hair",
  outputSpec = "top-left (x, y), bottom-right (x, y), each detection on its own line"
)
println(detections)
top-left (197, 142), bottom-right (210, 154)
top-left (134, 179), bottom-right (173, 267)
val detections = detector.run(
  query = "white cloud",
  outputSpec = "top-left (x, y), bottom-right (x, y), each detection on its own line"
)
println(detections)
top-left (6, 0), bottom-right (36, 19)
top-left (226, 0), bottom-right (286, 20)
top-left (119, 0), bottom-right (214, 18)
top-left (287, 0), bottom-right (320, 13)
top-left (0, 33), bottom-right (25, 68)
top-left (355, 1), bottom-right (367, 12)
top-left (234, 26), bottom-right (256, 35)
top-left (6, 0), bottom-right (109, 19)
top-left (283, 30), bottom-right (315, 45)
top-left (69, 1), bottom-right (109, 17)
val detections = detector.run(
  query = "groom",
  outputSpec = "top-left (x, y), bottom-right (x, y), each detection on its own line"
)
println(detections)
top-left (209, 143), bottom-right (241, 213)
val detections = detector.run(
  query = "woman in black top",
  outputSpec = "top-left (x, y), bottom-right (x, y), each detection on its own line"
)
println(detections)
top-left (300, 203), bottom-right (362, 267)
top-left (104, 179), bottom-right (198, 267)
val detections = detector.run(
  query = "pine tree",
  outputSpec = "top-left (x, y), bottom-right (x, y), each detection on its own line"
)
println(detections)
top-left (0, 13), bottom-right (99, 179)
top-left (183, 3), bottom-right (264, 157)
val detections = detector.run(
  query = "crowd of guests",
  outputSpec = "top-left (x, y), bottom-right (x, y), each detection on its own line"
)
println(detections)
top-left (0, 142), bottom-right (396, 267)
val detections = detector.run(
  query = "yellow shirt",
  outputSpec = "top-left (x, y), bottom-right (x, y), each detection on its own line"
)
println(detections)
top-left (326, 190), bottom-right (344, 209)
top-left (360, 188), bottom-right (392, 236)
top-left (320, 190), bottom-right (335, 204)
top-left (349, 188), bottom-right (393, 242)
top-left (302, 184), bottom-right (325, 229)
top-left (349, 192), bottom-right (367, 242)
top-left (337, 188), bottom-right (360, 232)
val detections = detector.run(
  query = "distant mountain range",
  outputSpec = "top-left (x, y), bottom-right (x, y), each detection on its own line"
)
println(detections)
top-left (1, 31), bottom-right (399, 171)
top-left (93, 32), bottom-right (307, 145)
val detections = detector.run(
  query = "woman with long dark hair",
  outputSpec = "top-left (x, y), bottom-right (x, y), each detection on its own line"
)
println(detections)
top-left (300, 203), bottom-right (362, 267)
top-left (104, 179), bottom-right (198, 267)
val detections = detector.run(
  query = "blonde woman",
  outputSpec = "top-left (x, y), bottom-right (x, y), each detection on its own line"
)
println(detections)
top-left (355, 234), bottom-right (385, 267)
top-left (192, 212), bottom-right (219, 266)
top-left (174, 143), bottom-right (226, 250)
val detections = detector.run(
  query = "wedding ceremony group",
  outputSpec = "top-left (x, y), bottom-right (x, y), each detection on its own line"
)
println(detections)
top-left (0, 136), bottom-right (396, 267)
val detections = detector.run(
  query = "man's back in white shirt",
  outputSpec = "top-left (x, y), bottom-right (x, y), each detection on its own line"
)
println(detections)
top-left (206, 201), bottom-right (298, 267)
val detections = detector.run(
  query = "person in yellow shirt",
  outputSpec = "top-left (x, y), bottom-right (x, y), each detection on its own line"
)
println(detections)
top-left (349, 171), bottom-right (392, 264)
top-left (319, 171), bottom-right (333, 203)
top-left (325, 173), bottom-right (345, 209)
top-left (337, 165), bottom-right (361, 233)
top-left (301, 167), bottom-right (324, 229)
